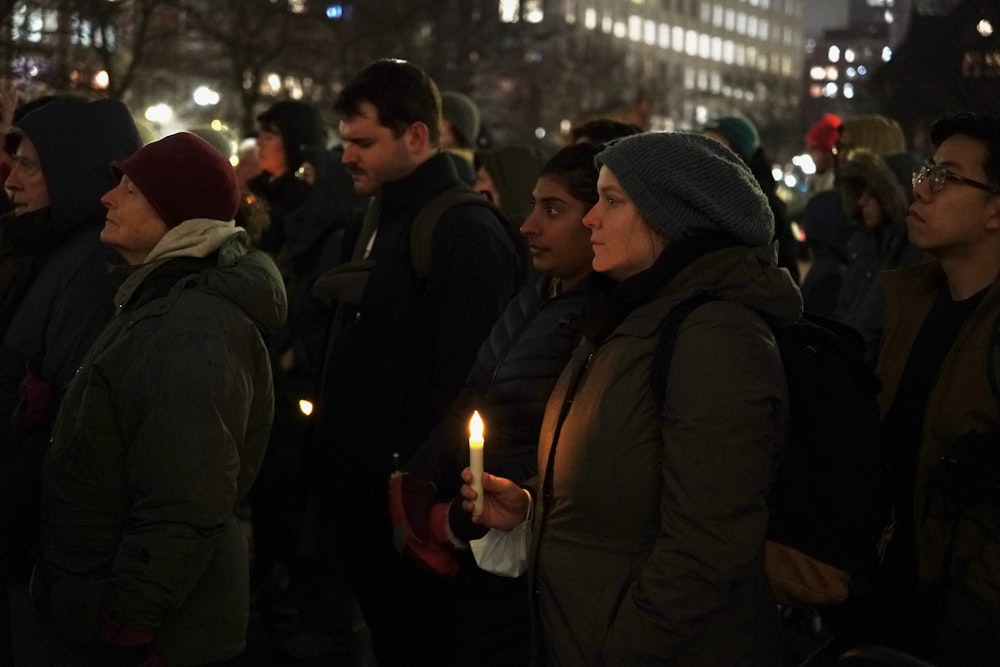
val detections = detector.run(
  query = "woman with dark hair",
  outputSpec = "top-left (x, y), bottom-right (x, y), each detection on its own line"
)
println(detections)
top-left (393, 142), bottom-right (609, 666)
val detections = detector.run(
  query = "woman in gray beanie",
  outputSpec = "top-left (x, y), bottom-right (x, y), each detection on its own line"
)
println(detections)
top-left (462, 132), bottom-right (802, 665)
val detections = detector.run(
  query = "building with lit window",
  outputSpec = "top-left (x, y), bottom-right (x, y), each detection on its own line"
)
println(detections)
top-left (802, 0), bottom-right (900, 134)
top-left (484, 0), bottom-right (807, 151)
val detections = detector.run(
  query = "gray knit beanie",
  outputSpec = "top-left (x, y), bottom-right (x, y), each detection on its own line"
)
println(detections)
top-left (595, 132), bottom-right (774, 247)
top-left (441, 91), bottom-right (481, 147)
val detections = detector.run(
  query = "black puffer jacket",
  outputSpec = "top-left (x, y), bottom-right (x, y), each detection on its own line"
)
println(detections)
top-left (407, 274), bottom-right (590, 494)
top-left (0, 98), bottom-right (140, 562)
top-left (404, 273), bottom-right (593, 667)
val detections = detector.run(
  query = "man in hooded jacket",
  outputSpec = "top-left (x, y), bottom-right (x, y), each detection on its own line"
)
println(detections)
top-left (0, 97), bottom-right (141, 666)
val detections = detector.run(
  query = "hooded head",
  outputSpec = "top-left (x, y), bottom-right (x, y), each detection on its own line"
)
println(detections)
top-left (9, 97), bottom-right (141, 230)
top-left (595, 132), bottom-right (774, 247)
top-left (806, 113), bottom-right (842, 152)
top-left (256, 100), bottom-right (327, 172)
top-left (111, 132), bottom-right (240, 228)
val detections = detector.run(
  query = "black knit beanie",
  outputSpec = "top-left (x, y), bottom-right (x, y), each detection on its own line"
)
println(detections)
top-left (595, 132), bottom-right (774, 247)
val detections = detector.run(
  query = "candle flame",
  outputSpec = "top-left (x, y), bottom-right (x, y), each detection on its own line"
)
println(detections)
top-left (469, 410), bottom-right (484, 440)
top-left (299, 399), bottom-right (314, 416)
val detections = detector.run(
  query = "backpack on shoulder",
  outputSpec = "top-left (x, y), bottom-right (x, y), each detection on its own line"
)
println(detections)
top-left (314, 186), bottom-right (515, 304)
top-left (651, 294), bottom-right (884, 607)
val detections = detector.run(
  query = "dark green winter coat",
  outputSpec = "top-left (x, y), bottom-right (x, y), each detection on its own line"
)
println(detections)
top-left (37, 228), bottom-right (287, 665)
top-left (531, 244), bottom-right (802, 666)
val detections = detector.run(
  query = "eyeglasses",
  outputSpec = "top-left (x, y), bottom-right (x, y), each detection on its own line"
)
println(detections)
top-left (912, 164), bottom-right (1000, 195)
top-left (9, 154), bottom-right (41, 177)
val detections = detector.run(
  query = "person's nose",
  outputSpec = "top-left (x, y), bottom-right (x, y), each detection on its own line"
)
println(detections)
top-left (520, 208), bottom-right (541, 238)
top-left (342, 144), bottom-right (358, 165)
top-left (582, 202), bottom-right (600, 230)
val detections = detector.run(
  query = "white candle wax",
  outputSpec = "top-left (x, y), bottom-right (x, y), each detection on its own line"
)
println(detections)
top-left (469, 411), bottom-right (485, 515)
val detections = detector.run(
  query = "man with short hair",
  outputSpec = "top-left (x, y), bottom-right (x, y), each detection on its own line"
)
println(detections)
top-left (301, 59), bottom-right (520, 665)
top-left (859, 111), bottom-right (1000, 663)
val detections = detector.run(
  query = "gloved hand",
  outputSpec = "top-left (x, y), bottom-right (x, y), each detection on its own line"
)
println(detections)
top-left (388, 472), bottom-right (459, 577)
top-left (16, 364), bottom-right (54, 432)
top-left (98, 611), bottom-right (164, 665)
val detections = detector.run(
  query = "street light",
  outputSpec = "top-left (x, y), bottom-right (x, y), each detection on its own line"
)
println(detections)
top-left (144, 103), bottom-right (173, 125)
top-left (193, 86), bottom-right (220, 106)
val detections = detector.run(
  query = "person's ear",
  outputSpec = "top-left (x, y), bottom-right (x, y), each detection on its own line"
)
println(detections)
top-left (406, 121), bottom-right (430, 155)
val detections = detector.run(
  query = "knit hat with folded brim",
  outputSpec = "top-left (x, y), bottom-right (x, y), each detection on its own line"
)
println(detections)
top-left (595, 132), bottom-right (774, 247)
top-left (111, 131), bottom-right (240, 228)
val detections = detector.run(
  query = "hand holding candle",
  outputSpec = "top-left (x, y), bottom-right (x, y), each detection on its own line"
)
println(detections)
top-left (469, 411), bottom-right (485, 515)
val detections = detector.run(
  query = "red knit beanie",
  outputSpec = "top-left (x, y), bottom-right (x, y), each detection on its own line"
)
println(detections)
top-left (111, 131), bottom-right (240, 228)
top-left (806, 113), bottom-right (843, 151)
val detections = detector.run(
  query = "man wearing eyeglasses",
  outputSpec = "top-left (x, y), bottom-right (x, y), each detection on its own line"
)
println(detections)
top-left (839, 112), bottom-right (1000, 663)
top-left (0, 97), bottom-right (141, 667)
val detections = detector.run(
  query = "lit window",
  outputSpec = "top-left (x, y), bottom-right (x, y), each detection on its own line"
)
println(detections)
top-left (602, 15), bottom-right (613, 32)
top-left (499, 0), bottom-right (518, 22)
top-left (696, 105), bottom-right (709, 125)
top-left (724, 9), bottom-right (735, 31)
top-left (585, 8), bottom-right (597, 29)
top-left (710, 71), bottom-right (721, 92)
top-left (644, 19), bottom-right (656, 45)
top-left (760, 19), bottom-right (768, 41)
top-left (826, 66), bottom-right (838, 80)
top-left (735, 44), bottom-right (745, 66)
top-left (684, 66), bottom-right (695, 90)
top-left (660, 23), bottom-right (670, 48)
top-left (810, 66), bottom-right (826, 80)
top-left (723, 39), bottom-right (734, 64)
top-left (629, 15), bottom-right (641, 41)
top-left (711, 36), bottom-right (722, 61)
top-left (736, 12), bottom-right (746, 34)
top-left (673, 26), bottom-right (684, 52)
top-left (844, 48), bottom-right (855, 62)
top-left (614, 21), bottom-right (626, 38)
top-left (713, 5), bottom-right (723, 27)
top-left (524, 1), bottom-right (543, 23)
top-left (699, 34), bottom-right (710, 59)
top-left (686, 30), bottom-right (698, 56)
top-left (828, 45), bottom-right (841, 62)
top-left (697, 69), bottom-right (708, 90)
top-left (748, 16), bottom-right (757, 38)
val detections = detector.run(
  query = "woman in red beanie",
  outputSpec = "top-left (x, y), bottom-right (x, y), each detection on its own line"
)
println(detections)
top-left (35, 132), bottom-right (288, 666)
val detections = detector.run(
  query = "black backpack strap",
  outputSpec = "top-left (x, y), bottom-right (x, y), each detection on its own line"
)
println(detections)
top-left (650, 293), bottom-right (716, 414)
top-left (410, 187), bottom-right (504, 279)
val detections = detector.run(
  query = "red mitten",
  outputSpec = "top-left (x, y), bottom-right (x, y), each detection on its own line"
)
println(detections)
top-left (387, 473), bottom-right (459, 577)
top-left (98, 611), bottom-right (154, 649)
top-left (17, 365), bottom-right (54, 431)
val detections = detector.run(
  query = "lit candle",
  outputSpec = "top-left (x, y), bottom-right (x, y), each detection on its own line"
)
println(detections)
top-left (469, 411), bottom-right (485, 515)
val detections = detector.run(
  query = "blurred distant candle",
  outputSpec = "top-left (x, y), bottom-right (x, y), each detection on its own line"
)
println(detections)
top-left (469, 411), bottom-right (485, 514)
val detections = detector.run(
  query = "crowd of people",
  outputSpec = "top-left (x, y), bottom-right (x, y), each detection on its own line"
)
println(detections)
top-left (0, 57), bottom-right (998, 667)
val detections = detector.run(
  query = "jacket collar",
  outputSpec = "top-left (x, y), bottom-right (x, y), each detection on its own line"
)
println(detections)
top-left (377, 152), bottom-right (461, 220)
